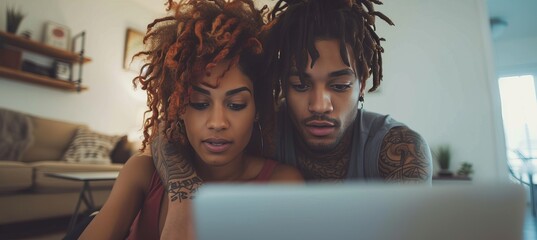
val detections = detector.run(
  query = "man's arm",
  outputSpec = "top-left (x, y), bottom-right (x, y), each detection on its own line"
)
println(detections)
top-left (378, 126), bottom-right (433, 183)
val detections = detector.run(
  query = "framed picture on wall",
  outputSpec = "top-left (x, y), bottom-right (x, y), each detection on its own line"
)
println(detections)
top-left (43, 22), bottom-right (70, 50)
top-left (123, 28), bottom-right (145, 73)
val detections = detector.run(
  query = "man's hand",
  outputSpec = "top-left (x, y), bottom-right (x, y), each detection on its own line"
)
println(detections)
top-left (378, 126), bottom-right (433, 183)
top-left (151, 131), bottom-right (202, 201)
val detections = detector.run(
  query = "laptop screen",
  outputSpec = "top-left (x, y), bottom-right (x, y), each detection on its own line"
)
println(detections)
top-left (193, 183), bottom-right (525, 240)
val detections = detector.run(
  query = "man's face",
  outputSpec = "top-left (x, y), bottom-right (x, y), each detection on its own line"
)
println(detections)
top-left (285, 39), bottom-right (361, 152)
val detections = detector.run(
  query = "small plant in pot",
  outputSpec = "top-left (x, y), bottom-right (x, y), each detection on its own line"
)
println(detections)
top-left (6, 6), bottom-right (25, 34)
top-left (436, 145), bottom-right (453, 177)
top-left (457, 162), bottom-right (474, 178)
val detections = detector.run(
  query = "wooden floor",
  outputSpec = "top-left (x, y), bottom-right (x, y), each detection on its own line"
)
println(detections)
top-left (1, 207), bottom-right (536, 240)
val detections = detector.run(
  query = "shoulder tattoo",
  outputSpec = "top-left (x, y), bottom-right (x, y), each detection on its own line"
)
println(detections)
top-left (378, 126), bottom-right (432, 183)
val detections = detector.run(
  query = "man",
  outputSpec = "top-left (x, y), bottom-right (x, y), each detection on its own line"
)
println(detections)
top-left (152, 0), bottom-right (432, 187)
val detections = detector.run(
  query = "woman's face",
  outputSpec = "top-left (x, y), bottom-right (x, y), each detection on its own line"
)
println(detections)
top-left (183, 61), bottom-right (255, 166)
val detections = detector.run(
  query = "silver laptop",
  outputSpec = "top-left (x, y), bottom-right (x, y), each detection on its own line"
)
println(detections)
top-left (193, 183), bottom-right (526, 240)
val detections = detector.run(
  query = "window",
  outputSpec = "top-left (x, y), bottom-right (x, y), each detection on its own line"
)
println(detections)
top-left (498, 75), bottom-right (537, 181)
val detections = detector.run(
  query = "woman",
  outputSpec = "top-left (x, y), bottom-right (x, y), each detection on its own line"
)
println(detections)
top-left (79, 0), bottom-right (303, 239)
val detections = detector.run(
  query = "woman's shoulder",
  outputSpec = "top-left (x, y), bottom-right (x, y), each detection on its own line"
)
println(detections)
top-left (119, 153), bottom-right (156, 192)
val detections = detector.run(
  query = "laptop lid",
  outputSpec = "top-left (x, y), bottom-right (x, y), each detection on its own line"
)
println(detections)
top-left (193, 183), bottom-right (526, 240)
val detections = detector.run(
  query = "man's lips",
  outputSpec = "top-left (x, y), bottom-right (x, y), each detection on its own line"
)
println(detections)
top-left (305, 120), bottom-right (336, 137)
top-left (202, 138), bottom-right (232, 153)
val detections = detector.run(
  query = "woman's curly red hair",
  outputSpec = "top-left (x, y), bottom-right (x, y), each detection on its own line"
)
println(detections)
top-left (133, 0), bottom-right (271, 152)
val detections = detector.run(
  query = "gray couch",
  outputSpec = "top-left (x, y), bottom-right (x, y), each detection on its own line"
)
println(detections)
top-left (0, 109), bottom-right (133, 225)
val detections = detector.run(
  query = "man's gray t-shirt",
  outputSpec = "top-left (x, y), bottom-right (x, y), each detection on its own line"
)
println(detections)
top-left (275, 106), bottom-right (405, 180)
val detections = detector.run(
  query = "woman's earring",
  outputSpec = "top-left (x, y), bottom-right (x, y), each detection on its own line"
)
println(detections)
top-left (257, 121), bottom-right (264, 154)
top-left (358, 95), bottom-right (365, 110)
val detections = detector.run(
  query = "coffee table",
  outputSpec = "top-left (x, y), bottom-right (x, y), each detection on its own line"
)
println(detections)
top-left (46, 171), bottom-right (119, 232)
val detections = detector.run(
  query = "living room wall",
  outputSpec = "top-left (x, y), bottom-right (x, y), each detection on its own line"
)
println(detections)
top-left (493, 35), bottom-right (537, 76)
top-left (0, 0), bottom-right (504, 182)
top-left (0, 0), bottom-right (162, 142)
top-left (363, 0), bottom-right (505, 182)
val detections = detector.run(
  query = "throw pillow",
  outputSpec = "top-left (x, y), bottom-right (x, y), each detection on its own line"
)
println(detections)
top-left (110, 135), bottom-right (134, 164)
top-left (62, 128), bottom-right (122, 164)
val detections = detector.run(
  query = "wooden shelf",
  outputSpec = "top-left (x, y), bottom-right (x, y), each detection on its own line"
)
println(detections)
top-left (0, 66), bottom-right (87, 91)
top-left (0, 31), bottom-right (91, 64)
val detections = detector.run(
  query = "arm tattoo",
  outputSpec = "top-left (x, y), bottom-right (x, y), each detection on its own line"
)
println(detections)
top-left (378, 127), bottom-right (432, 183)
top-left (152, 135), bottom-right (196, 188)
top-left (168, 176), bottom-right (203, 202)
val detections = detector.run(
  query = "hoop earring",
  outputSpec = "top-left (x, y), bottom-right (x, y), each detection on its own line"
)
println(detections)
top-left (257, 121), bottom-right (264, 154)
top-left (358, 95), bottom-right (365, 110)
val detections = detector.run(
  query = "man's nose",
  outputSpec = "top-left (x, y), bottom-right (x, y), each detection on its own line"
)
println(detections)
top-left (308, 87), bottom-right (333, 115)
top-left (207, 105), bottom-right (229, 131)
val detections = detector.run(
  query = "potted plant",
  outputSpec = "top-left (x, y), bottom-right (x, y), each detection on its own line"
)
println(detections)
top-left (436, 145), bottom-right (453, 177)
top-left (457, 162), bottom-right (474, 178)
top-left (6, 6), bottom-right (25, 34)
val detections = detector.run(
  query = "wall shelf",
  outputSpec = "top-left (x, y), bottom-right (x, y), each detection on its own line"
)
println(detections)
top-left (0, 66), bottom-right (87, 91)
top-left (0, 31), bottom-right (91, 63)
top-left (0, 30), bottom-right (90, 92)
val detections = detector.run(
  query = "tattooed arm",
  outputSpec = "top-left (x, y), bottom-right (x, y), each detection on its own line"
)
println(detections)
top-left (151, 134), bottom-right (202, 239)
top-left (378, 126), bottom-right (433, 183)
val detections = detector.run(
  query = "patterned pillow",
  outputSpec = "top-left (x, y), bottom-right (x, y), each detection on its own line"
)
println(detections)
top-left (62, 128), bottom-right (122, 164)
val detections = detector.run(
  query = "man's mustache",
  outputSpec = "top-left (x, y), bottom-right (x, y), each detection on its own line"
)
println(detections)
top-left (302, 115), bottom-right (340, 127)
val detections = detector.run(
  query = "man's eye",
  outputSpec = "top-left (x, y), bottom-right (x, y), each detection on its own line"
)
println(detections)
top-left (189, 102), bottom-right (209, 110)
top-left (228, 103), bottom-right (247, 111)
top-left (291, 84), bottom-right (310, 92)
top-left (331, 84), bottom-right (352, 92)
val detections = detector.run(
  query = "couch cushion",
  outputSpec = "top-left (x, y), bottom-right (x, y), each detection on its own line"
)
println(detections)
top-left (111, 135), bottom-right (135, 164)
top-left (0, 161), bottom-right (33, 193)
top-left (31, 161), bottom-right (123, 193)
top-left (62, 128), bottom-right (122, 164)
top-left (22, 116), bottom-right (86, 162)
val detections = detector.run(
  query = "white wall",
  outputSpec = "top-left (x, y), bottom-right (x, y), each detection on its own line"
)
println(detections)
top-left (0, 0), bottom-right (163, 141)
top-left (0, 0), bottom-right (505, 182)
top-left (493, 35), bottom-right (537, 76)
top-left (365, 0), bottom-right (504, 182)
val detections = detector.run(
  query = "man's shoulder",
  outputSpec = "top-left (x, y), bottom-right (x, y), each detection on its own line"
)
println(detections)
top-left (360, 110), bottom-right (406, 135)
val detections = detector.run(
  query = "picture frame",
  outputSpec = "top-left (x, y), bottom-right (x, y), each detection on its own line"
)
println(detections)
top-left (123, 28), bottom-right (145, 73)
top-left (43, 22), bottom-right (70, 50)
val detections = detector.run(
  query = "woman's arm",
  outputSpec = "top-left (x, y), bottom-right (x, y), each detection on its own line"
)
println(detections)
top-left (152, 134), bottom-right (202, 240)
top-left (79, 155), bottom-right (155, 239)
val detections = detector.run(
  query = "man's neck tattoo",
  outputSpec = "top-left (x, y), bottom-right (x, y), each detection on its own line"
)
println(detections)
top-left (295, 126), bottom-right (353, 181)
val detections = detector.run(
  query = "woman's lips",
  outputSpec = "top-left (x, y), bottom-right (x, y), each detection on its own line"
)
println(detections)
top-left (202, 139), bottom-right (232, 153)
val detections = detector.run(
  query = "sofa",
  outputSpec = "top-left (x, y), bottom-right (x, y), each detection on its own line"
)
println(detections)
top-left (0, 108), bottom-right (135, 225)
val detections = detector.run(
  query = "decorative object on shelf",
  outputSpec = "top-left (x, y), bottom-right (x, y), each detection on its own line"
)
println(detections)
top-left (123, 28), bottom-right (145, 73)
top-left (21, 60), bottom-right (52, 77)
top-left (43, 22), bottom-right (70, 50)
top-left (6, 6), bottom-right (25, 34)
top-left (456, 162), bottom-right (474, 177)
top-left (52, 60), bottom-right (72, 81)
top-left (0, 48), bottom-right (23, 70)
top-left (21, 30), bottom-right (32, 39)
top-left (435, 145), bottom-right (453, 177)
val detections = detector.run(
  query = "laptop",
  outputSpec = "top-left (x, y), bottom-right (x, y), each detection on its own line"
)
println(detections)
top-left (193, 183), bottom-right (526, 240)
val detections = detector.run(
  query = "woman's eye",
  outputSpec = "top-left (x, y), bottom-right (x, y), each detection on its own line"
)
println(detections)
top-left (291, 83), bottom-right (310, 92)
top-left (331, 84), bottom-right (352, 92)
top-left (228, 103), bottom-right (247, 111)
top-left (189, 102), bottom-right (209, 110)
